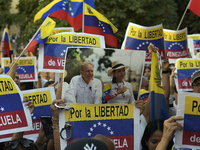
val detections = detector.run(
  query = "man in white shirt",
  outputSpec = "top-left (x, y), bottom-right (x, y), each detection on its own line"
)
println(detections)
top-left (64, 62), bottom-right (102, 104)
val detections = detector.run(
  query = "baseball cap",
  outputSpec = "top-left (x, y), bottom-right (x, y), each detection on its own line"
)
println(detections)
top-left (64, 138), bottom-right (109, 150)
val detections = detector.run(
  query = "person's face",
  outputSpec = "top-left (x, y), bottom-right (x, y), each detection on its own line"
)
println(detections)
top-left (146, 130), bottom-right (162, 150)
top-left (142, 79), bottom-right (149, 91)
top-left (192, 78), bottom-right (200, 93)
top-left (80, 64), bottom-right (93, 84)
top-left (41, 72), bottom-right (50, 79)
top-left (113, 68), bottom-right (126, 81)
top-left (144, 68), bottom-right (151, 79)
top-left (14, 73), bottom-right (20, 87)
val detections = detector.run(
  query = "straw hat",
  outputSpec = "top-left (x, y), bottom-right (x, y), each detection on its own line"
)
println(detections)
top-left (107, 61), bottom-right (129, 76)
top-left (191, 70), bottom-right (200, 86)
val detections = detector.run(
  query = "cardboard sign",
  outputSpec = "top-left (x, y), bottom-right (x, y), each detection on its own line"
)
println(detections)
top-left (0, 75), bottom-right (32, 141)
top-left (121, 22), bottom-right (166, 63)
top-left (38, 33), bottom-right (105, 73)
top-left (176, 92), bottom-right (200, 149)
top-left (1, 57), bottom-right (38, 82)
top-left (0, 87), bottom-right (55, 142)
top-left (164, 28), bottom-right (188, 63)
top-left (175, 58), bottom-right (200, 91)
top-left (59, 104), bottom-right (140, 150)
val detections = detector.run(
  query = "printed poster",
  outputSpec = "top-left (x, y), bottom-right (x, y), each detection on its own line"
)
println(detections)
top-left (164, 28), bottom-right (188, 63)
top-left (62, 48), bottom-right (146, 102)
top-left (0, 75), bottom-right (32, 140)
top-left (59, 104), bottom-right (140, 150)
top-left (175, 58), bottom-right (200, 91)
top-left (188, 34), bottom-right (200, 49)
top-left (0, 87), bottom-right (55, 142)
top-left (175, 92), bottom-right (200, 149)
top-left (23, 87), bottom-right (55, 139)
top-left (121, 22), bottom-right (166, 63)
top-left (1, 57), bottom-right (38, 82)
top-left (38, 32), bottom-right (105, 73)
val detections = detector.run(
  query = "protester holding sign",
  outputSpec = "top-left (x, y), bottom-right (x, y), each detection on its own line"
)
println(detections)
top-left (155, 116), bottom-right (184, 150)
top-left (102, 61), bottom-right (135, 104)
top-left (141, 119), bottom-right (174, 150)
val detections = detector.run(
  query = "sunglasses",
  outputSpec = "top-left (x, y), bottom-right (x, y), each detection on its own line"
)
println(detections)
top-left (6, 139), bottom-right (34, 149)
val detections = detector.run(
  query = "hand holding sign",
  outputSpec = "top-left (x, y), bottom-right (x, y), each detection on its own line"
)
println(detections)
top-left (163, 116), bottom-right (183, 142)
top-left (50, 99), bottom-right (65, 120)
top-left (155, 116), bottom-right (183, 150)
top-left (23, 97), bottom-right (35, 114)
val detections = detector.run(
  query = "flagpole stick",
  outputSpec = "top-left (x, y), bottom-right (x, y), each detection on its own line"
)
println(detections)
top-left (6, 48), bottom-right (27, 75)
top-left (177, 0), bottom-right (191, 30)
top-left (6, 16), bottom-right (50, 75)
top-left (82, 2), bottom-right (85, 33)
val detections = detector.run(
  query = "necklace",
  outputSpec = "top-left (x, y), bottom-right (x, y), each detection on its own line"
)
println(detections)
top-left (116, 82), bottom-right (125, 98)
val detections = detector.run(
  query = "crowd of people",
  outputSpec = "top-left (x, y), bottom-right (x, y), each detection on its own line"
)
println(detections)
top-left (0, 41), bottom-right (198, 150)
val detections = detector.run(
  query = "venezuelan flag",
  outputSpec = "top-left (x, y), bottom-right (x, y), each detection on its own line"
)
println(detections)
top-left (150, 51), bottom-right (169, 121)
top-left (2, 26), bottom-right (12, 57)
top-left (34, 0), bottom-right (95, 31)
top-left (83, 3), bottom-right (118, 47)
top-left (25, 17), bottom-right (56, 53)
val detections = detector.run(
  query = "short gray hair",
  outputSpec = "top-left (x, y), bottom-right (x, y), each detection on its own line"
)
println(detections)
top-left (80, 62), bottom-right (93, 71)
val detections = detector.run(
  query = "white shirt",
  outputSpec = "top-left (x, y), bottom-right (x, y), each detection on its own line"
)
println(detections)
top-left (103, 82), bottom-right (135, 104)
top-left (64, 75), bottom-right (102, 104)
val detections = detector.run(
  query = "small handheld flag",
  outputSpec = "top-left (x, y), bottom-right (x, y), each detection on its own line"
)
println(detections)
top-left (25, 17), bottom-right (56, 53)
top-left (1, 26), bottom-right (12, 57)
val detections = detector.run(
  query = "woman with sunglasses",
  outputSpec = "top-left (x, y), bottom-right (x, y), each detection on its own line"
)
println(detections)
top-left (5, 138), bottom-right (37, 150)
top-left (102, 61), bottom-right (134, 104)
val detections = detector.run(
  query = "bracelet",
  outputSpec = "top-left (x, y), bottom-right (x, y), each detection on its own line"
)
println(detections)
top-left (162, 70), bottom-right (169, 74)
top-left (52, 126), bottom-right (59, 130)
top-left (52, 117), bottom-right (59, 122)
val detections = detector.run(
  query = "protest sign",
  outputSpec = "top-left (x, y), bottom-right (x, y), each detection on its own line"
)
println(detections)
top-left (0, 87), bottom-right (55, 142)
top-left (62, 48), bottom-right (146, 102)
top-left (0, 75), bottom-right (32, 141)
top-left (121, 22), bottom-right (165, 63)
top-left (188, 34), bottom-right (200, 49)
top-left (164, 28), bottom-right (188, 63)
top-left (50, 27), bottom-right (74, 36)
top-left (23, 87), bottom-right (55, 139)
top-left (175, 58), bottom-right (200, 91)
top-left (188, 38), bottom-right (195, 58)
top-left (175, 92), bottom-right (200, 149)
top-left (1, 57), bottom-right (38, 82)
top-left (59, 104), bottom-right (140, 150)
top-left (38, 32), bottom-right (105, 73)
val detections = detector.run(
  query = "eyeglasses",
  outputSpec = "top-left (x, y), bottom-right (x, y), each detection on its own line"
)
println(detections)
top-left (6, 139), bottom-right (34, 149)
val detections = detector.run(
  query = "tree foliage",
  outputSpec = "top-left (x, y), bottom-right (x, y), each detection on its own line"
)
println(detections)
top-left (4, 0), bottom-right (200, 46)
top-left (13, 0), bottom-right (180, 48)
top-left (0, 0), bottom-right (13, 29)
